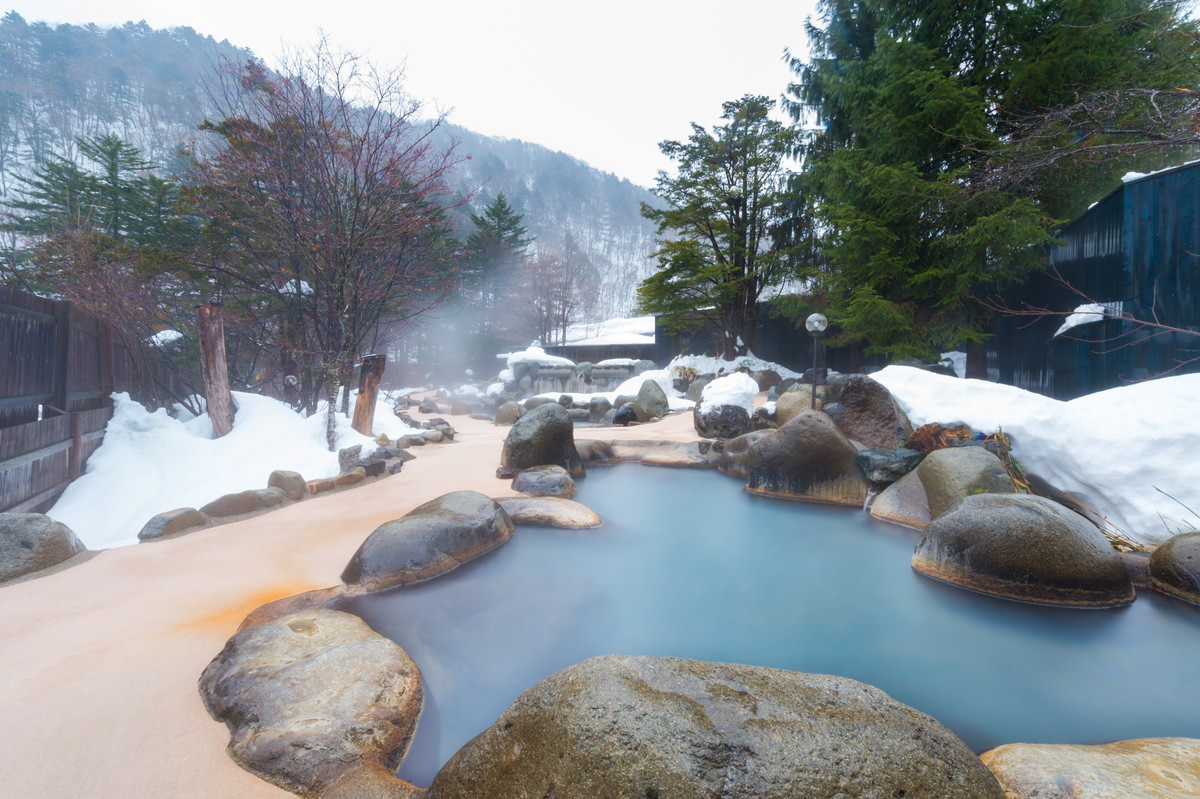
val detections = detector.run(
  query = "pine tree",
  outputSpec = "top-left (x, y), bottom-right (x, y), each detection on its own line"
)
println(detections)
top-left (462, 191), bottom-right (533, 350)
top-left (637, 95), bottom-right (801, 359)
top-left (787, 0), bottom-right (1199, 364)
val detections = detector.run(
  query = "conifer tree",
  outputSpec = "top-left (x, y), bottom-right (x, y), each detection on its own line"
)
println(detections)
top-left (637, 95), bottom-right (800, 359)
top-left (789, 0), bottom-right (1200, 365)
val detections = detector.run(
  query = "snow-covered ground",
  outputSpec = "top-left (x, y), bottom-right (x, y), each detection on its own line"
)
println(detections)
top-left (874, 365), bottom-right (1200, 546)
top-left (45, 362), bottom-right (1200, 551)
top-left (48, 391), bottom-right (424, 550)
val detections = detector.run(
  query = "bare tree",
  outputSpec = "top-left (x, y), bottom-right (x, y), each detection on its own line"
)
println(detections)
top-left (189, 40), bottom-right (466, 447)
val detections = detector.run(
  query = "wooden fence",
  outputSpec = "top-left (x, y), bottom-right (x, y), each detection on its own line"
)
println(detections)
top-left (1, 287), bottom-right (135, 512)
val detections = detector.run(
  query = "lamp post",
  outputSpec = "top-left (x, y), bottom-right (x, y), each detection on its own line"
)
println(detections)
top-left (805, 312), bottom-right (828, 410)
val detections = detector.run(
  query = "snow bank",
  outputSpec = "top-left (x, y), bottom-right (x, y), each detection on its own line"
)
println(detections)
top-left (669, 353), bottom-right (804, 380)
top-left (48, 391), bottom-right (420, 550)
top-left (699, 373), bottom-right (760, 415)
top-left (874, 366), bottom-right (1200, 545)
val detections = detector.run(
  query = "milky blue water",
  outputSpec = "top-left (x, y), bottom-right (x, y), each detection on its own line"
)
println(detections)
top-left (341, 465), bottom-right (1200, 788)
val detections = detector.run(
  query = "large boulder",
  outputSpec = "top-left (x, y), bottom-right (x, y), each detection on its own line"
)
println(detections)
top-left (427, 655), bottom-right (1004, 799)
top-left (199, 609), bottom-right (423, 798)
top-left (693, 403), bottom-right (752, 439)
top-left (917, 446), bottom-right (1015, 518)
top-left (0, 513), bottom-right (86, 582)
top-left (825, 373), bottom-right (913, 449)
top-left (634, 378), bottom-right (670, 420)
top-left (493, 400), bottom-right (523, 426)
top-left (500, 402), bottom-right (584, 477)
top-left (1149, 531), bottom-right (1200, 605)
top-left (744, 410), bottom-right (869, 506)
top-left (340, 491), bottom-right (514, 593)
top-left (981, 737), bottom-right (1200, 799)
top-left (510, 464), bottom-right (577, 498)
top-left (912, 493), bottom-right (1136, 607)
top-left (715, 430), bottom-right (775, 479)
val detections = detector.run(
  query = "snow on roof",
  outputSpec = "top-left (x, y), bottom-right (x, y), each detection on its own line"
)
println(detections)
top-left (504, 346), bottom-right (576, 369)
top-left (1053, 303), bottom-right (1107, 337)
top-left (1120, 158), bottom-right (1200, 185)
top-left (564, 316), bottom-right (655, 347)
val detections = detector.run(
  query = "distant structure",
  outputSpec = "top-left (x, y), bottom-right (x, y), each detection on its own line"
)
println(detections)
top-left (545, 317), bottom-right (658, 364)
top-left (990, 161), bottom-right (1200, 399)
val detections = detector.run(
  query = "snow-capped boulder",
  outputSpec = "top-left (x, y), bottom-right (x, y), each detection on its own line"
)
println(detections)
top-left (0, 513), bottom-right (87, 583)
top-left (426, 655), bottom-right (1004, 799)
top-left (744, 410), bottom-right (869, 506)
top-left (1149, 531), bottom-right (1200, 605)
top-left (500, 403), bottom-right (584, 476)
top-left (199, 609), bottom-right (423, 797)
top-left (340, 491), bottom-right (514, 593)
top-left (912, 493), bottom-right (1135, 608)
top-left (694, 372), bottom-right (758, 439)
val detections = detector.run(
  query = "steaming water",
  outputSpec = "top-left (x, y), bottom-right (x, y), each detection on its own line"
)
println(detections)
top-left (342, 465), bottom-right (1200, 788)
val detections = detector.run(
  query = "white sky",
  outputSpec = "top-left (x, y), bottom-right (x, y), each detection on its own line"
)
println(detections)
top-left (5, 0), bottom-right (821, 187)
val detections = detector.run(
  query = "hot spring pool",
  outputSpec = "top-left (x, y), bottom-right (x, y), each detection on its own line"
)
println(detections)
top-left (341, 465), bottom-right (1200, 787)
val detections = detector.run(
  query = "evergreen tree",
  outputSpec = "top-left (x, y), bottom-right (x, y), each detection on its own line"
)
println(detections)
top-left (637, 95), bottom-right (801, 359)
top-left (788, 0), bottom-right (1200, 365)
top-left (462, 191), bottom-right (533, 349)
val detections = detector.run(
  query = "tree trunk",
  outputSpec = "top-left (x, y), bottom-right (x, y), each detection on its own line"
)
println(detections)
top-left (325, 371), bottom-right (339, 452)
top-left (197, 302), bottom-right (235, 437)
top-left (351, 354), bottom-right (385, 436)
top-left (966, 339), bottom-right (988, 379)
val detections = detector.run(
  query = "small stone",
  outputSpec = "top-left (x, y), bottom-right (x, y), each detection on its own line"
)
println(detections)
top-left (200, 488), bottom-right (287, 518)
top-left (336, 467), bottom-right (367, 486)
top-left (268, 470), bottom-right (307, 501)
top-left (138, 507), bottom-right (208, 541)
top-left (511, 465), bottom-right (577, 498)
top-left (497, 497), bottom-right (603, 528)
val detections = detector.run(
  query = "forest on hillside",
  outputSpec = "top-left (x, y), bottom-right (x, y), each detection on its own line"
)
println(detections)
top-left (0, 12), bottom-right (659, 319)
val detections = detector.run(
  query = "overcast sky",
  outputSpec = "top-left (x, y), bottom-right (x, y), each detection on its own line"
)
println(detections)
top-left (4, 0), bottom-right (821, 187)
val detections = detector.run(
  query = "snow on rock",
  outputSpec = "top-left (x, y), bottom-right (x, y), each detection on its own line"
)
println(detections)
top-left (504, 346), bottom-right (576, 369)
top-left (47, 391), bottom-right (418, 550)
top-left (1053, 303), bottom-right (1107, 338)
top-left (874, 365), bottom-right (1200, 546)
top-left (147, 329), bottom-right (183, 348)
top-left (699, 373), bottom-right (760, 415)
top-left (669, 353), bottom-right (804, 380)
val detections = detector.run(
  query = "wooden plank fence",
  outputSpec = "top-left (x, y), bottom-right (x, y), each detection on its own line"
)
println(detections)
top-left (1, 286), bottom-right (135, 513)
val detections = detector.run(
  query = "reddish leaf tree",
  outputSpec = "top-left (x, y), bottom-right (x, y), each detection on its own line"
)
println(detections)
top-left (188, 41), bottom-right (465, 447)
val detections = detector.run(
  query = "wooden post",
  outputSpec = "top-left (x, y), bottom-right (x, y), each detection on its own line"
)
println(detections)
top-left (196, 303), bottom-right (235, 437)
top-left (50, 301), bottom-right (72, 415)
top-left (350, 354), bottom-right (386, 436)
